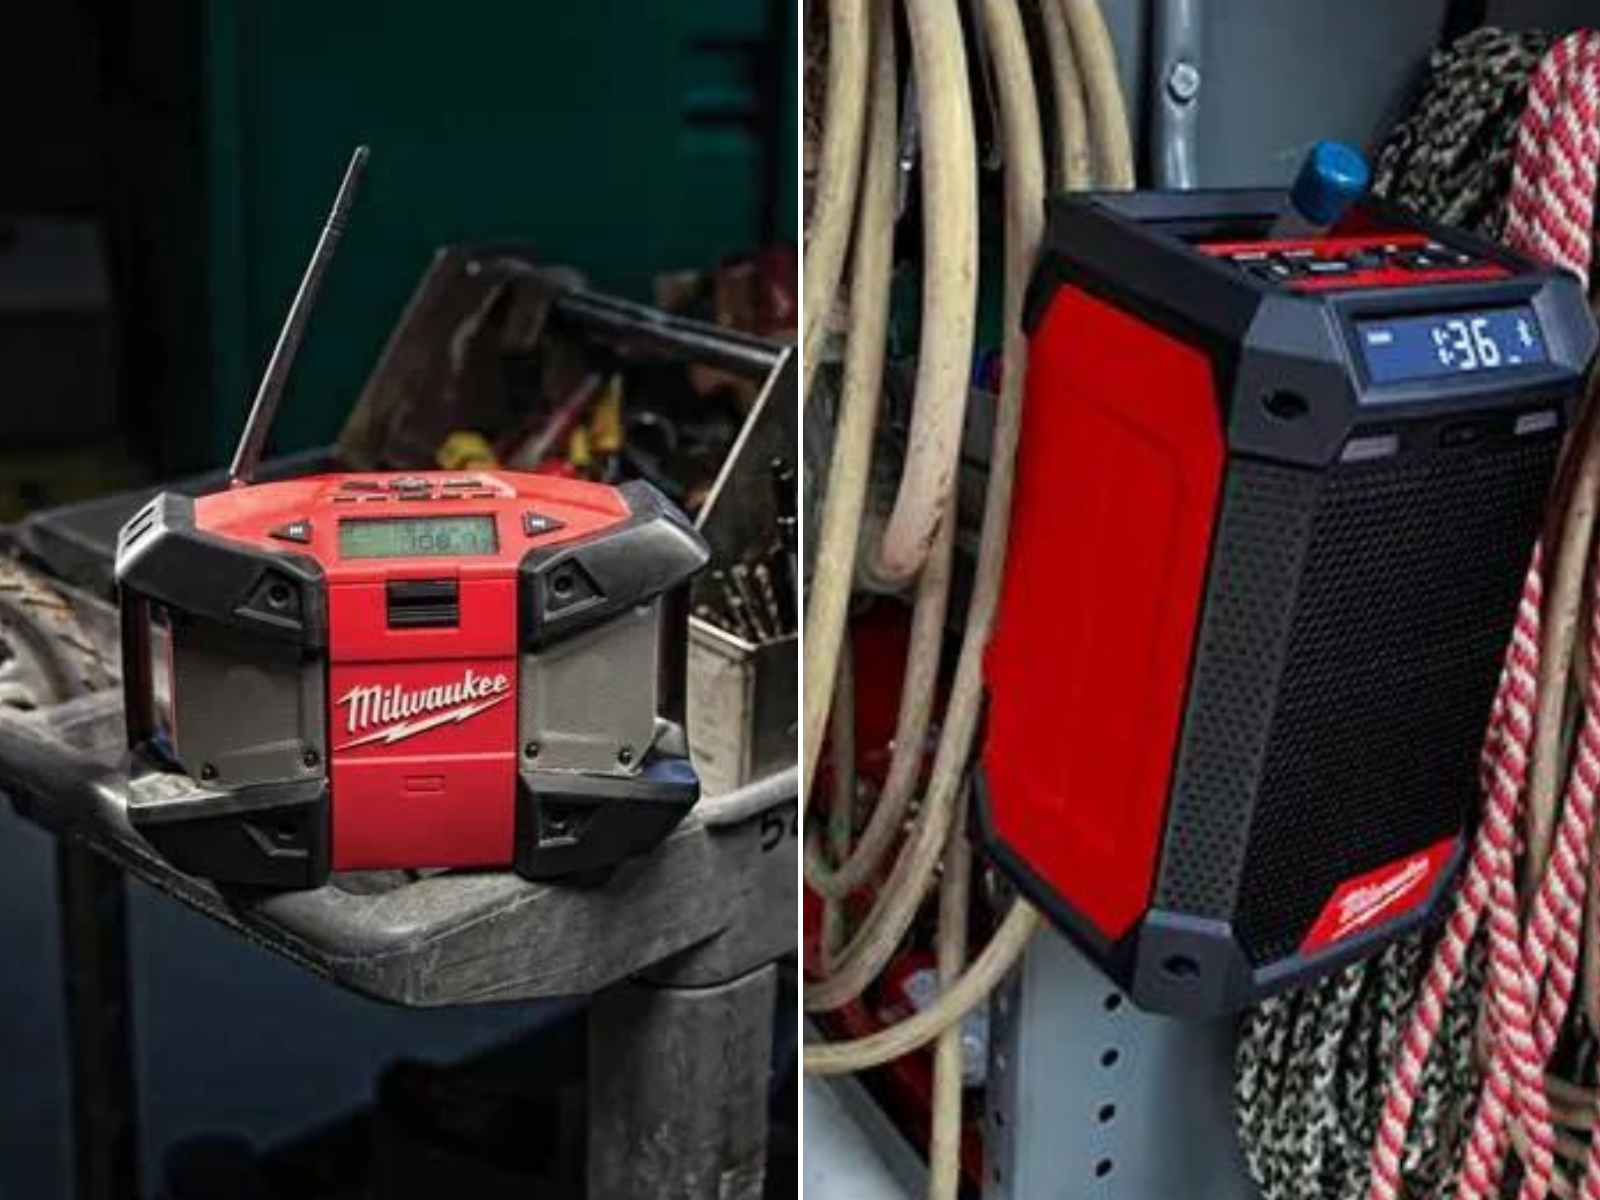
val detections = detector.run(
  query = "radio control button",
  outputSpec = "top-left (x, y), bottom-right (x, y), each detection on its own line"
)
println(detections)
top-left (1248, 260), bottom-right (1296, 283)
top-left (390, 476), bottom-right (429, 491)
top-left (340, 479), bottom-right (383, 491)
top-left (1395, 248), bottom-right (1474, 271)
top-left (523, 511), bottom-right (566, 537)
top-left (270, 519), bottom-right (313, 544)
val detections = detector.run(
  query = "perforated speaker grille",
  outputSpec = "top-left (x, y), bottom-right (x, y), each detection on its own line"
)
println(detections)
top-left (1154, 463), bottom-right (1317, 918)
top-left (1159, 435), bottom-right (1557, 966)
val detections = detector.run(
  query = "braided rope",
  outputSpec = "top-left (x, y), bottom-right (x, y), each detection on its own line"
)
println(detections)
top-left (1374, 28), bottom-right (1553, 238)
top-left (1368, 30), bottom-right (1600, 1200)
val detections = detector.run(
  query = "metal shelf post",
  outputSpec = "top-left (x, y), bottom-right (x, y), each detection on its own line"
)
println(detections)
top-left (984, 929), bottom-right (1259, 1200)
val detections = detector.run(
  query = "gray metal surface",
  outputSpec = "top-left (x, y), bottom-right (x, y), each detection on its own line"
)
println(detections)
top-left (521, 602), bottom-right (659, 774)
top-left (1182, 1), bottom-right (1439, 185)
top-left (802, 1071), bottom-right (923, 1200)
top-left (1099, 0), bottom-right (1593, 191)
top-left (984, 928), bottom-right (1257, 1200)
top-left (0, 684), bottom-right (794, 1005)
top-left (646, 774), bottom-right (794, 989)
top-left (688, 621), bottom-right (798, 796)
top-left (169, 620), bottom-right (325, 789)
top-left (1149, 0), bottom-right (1203, 188)
top-left (55, 844), bottom-right (137, 1200)
top-left (589, 967), bottom-right (778, 1200)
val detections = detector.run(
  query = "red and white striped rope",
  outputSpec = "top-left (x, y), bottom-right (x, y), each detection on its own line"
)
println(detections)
top-left (1367, 29), bottom-right (1600, 1200)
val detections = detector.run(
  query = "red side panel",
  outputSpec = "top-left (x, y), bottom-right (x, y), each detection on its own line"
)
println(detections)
top-left (982, 284), bottom-right (1225, 941)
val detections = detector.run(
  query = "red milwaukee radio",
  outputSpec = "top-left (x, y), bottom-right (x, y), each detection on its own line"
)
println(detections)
top-left (979, 152), bottom-right (1598, 1015)
top-left (116, 148), bottom-right (708, 887)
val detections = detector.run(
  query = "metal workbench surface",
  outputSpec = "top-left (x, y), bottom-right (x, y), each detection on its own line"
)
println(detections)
top-left (0, 685), bottom-right (795, 1006)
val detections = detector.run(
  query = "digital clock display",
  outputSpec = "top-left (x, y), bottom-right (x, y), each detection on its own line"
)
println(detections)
top-left (339, 516), bottom-right (498, 559)
top-left (1356, 306), bottom-right (1547, 385)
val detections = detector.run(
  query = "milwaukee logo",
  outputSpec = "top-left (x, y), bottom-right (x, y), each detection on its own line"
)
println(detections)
top-left (1332, 855), bottom-right (1431, 938)
top-left (336, 670), bottom-right (511, 749)
top-left (1300, 840), bottom-right (1454, 955)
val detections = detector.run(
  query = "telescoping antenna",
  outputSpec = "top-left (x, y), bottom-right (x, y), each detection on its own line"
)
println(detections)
top-left (228, 144), bottom-right (370, 486)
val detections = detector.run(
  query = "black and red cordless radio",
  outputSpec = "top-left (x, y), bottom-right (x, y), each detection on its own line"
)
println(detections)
top-left (116, 148), bottom-right (708, 888)
top-left (979, 174), bottom-right (1598, 1015)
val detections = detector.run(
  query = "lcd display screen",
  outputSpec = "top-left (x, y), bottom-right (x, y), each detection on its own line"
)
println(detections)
top-left (339, 516), bottom-right (498, 559)
top-left (1356, 306), bottom-right (1547, 385)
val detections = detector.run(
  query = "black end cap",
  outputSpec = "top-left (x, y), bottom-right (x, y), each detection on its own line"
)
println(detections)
top-left (515, 751), bottom-right (699, 880)
top-left (116, 492), bottom-right (326, 650)
top-left (1125, 910), bottom-right (1254, 1016)
top-left (519, 480), bottom-right (709, 650)
top-left (128, 777), bottom-right (331, 889)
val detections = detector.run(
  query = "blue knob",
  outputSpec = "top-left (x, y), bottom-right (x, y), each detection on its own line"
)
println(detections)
top-left (1289, 141), bottom-right (1370, 228)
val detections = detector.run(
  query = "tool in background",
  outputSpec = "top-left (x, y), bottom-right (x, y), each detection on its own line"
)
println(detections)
top-left (114, 148), bottom-right (710, 888)
top-left (693, 458), bottom-right (799, 647)
top-left (980, 150), bottom-right (1598, 1016)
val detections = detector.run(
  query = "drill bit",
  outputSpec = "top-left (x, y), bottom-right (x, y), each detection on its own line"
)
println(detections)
top-left (731, 563), bottom-right (772, 642)
top-left (724, 587), bottom-right (758, 643)
top-left (753, 561), bottom-right (786, 637)
top-left (709, 568), bottom-right (756, 642)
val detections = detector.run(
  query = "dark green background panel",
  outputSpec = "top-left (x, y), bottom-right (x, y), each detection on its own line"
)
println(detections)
top-left (196, 0), bottom-right (792, 469)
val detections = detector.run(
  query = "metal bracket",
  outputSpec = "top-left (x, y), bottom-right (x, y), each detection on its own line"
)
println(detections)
top-left (984, 928), bottom-right (1256, 1200)
top-left (1149, 0), bottom-right (1203, 189)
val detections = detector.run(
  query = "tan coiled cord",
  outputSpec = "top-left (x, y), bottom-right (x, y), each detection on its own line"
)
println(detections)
top-left (800, 0), bottom-right (900, 816)
top-left (802, 2), bottom-right (1134, 1196)
top-left (801, 0), bottom-right (870, 408)
top-left (862, 0), bottom-right (979, 590)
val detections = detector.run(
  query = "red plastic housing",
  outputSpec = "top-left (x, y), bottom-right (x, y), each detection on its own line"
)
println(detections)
top-left (193, 470), bottom-right (630, 869)
top-left (983, 287), bottom-right (1224, 942)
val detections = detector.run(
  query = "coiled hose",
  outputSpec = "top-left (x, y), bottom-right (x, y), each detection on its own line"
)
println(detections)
top-left (801, 0), bottom-right (869, 408)
top-left (802, 1), bottom-right (1133, 1195)
top-left (801, 0), bottom-right (901, 815)
top-left (862, 0), bottom-right (979, 591)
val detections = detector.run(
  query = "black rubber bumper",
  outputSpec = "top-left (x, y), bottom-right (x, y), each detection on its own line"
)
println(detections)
top-left (515, 751), bottom-right (700, 880)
